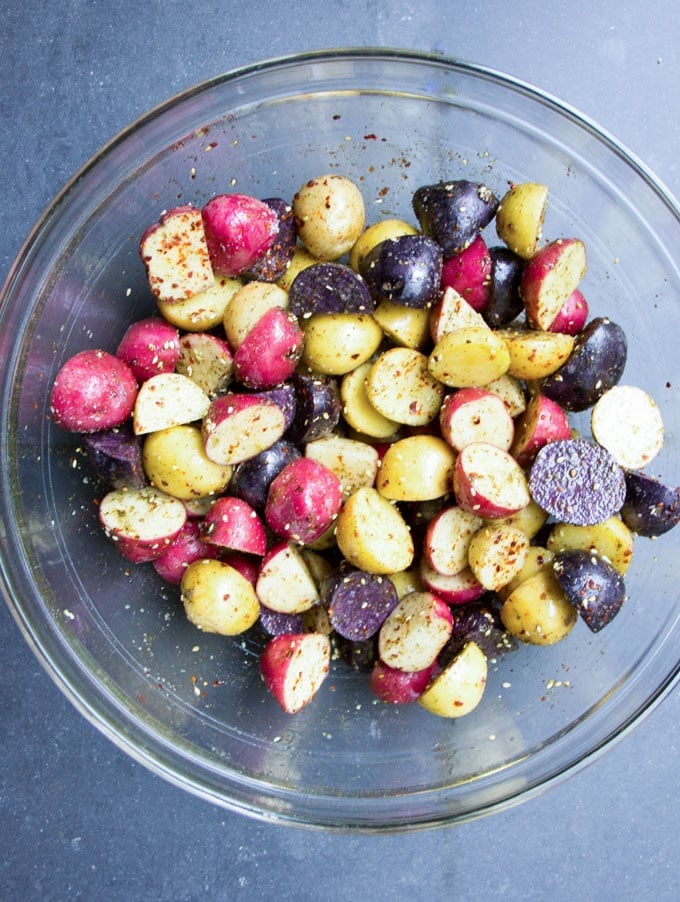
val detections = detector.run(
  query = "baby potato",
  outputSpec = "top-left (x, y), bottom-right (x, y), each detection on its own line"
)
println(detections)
top-left (366, 347), bottom-right (444, 426)
top-left (335, 486), bottom-right (414, 574)
top-left (500, 569), bottom-right (577, 645)
top-left (498, 327), bottom-right (575, 381)
top-left (276, 245), bottom-right (319, 291)
top-left (372, 300), bottom-right (431, 350)
top-left (223, 280), bottom-right (289, 350)
top-left (181, 558), bottom-right (260, 635)
top-left (467, 523), bottom-right (530, 592)
top-left (301, 313), bottom-right (383, 375)
top-left (429, 326), bottom-right (511, 388)
top-left (142, 424), bottom-right (232, 500)
top-left (546, 516), bottom-right (634, 575)
top-left (377, 435), bottom-right (455, 502)
top-left (156, 275), bottom-right (242, 332)
top-left (293, 174), bottom-right (365, 260)
top-left (495, 182), bottom-right (549, 259)
top-left (418, 640), bottom-right (488, 718)
top-left (340, 362), bottom-right (401, 440)
top-left (349, 217), bottom-right (418, 271)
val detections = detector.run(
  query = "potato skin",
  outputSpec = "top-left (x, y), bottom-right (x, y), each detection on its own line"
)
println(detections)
top-left (621, 471), bottom-right (680, 537)
top-left (50, 349), bottom-right (138, 433)
top-left (500, 569), bottom-right (577, 645)
top-left (412, 180), bottom-right (498, 256)
top-left (552, 549), bottom-right (626, 633)
top-left (181, 558), bottom-right (260, 635)
top-left (293, 174), bottom-right (365, 260)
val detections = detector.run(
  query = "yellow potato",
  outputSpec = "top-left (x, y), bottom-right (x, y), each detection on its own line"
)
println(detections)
top-left (276, 245), bottom-right (319, 291)
top-left (495, 182), bottom-right (549, 259)
top-left (223, 280), bottom-right (288, 349)
top-left (335, 487), bottom-right (414, 573)
top-left (429, 326), bottom-right (511, 387)
top-left (467, 523), bottom-right (530, 592)
top-left (301, 313), bottom-right (383, 375)
top-left (377, 435), bottom-right (455, 501)
top-left (488, 498), bottom-right (548, 539)
top-left (181, 559), bottom-right (260, 635)
top-left (156, 275), bottom-right (242, 332)
top-left (497, 546), bottom-right (555, 601)
top-left (293, 174), bottom-right (365, 260)
top-left (418, 641), bottom-right (488, 718)
top-left (340, 361), bottom-right (401, 440)
top-left (372, 300), bottom-right (431, 350)
top-left (547, 516), bottom-right (634, 575)
top-left (142, 424), bottom-right (232, 500)
top-left (500, 569), bottom-right (577, 645)
top-left (498, 328), bottom-right (575, 381)
top-left (365, 347), bottom-right (444, 426)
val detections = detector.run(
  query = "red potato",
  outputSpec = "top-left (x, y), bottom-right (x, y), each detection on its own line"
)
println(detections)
top-left (378, 591), bottom-right (453, 672)
top-left (264, 457), bottom-right (343, 545)
top-left (259, 632), bottom-right (331, 713)
top-left (202, 392), bottom-right (288, 466)
top-left (520, 237), bottom-right (587, 331)
top-left (201, 193), bottom-right (278, 276)
top-left (440, 235), bottom-right (492, 312)
top-left (222, 551), bottom-right (260, 585)
top-left (439, 387), bottom-right (514, 453)
top-left (175, 332), bottom-right (234, 397)
top-left (369, 659), bottom-right (438, 705)
top-left (99, 485), bottom-right (187, 563)
top-left (428, 286), bottom-right (489, 344)
top-left (132, 372), bottom-right (210, 435)
top-left (256, 542), bottom-right (321, 614)
top-left (453, 442), bottom-right (530, 519)
top-left (200, 496), bottom-right (267, 556)
top-left (510, 393), bottom-right (572, 467)
top-left (418, 560), bottom-right (487, 606)
top-left (423, 505), bottom-right (483, 577)
top-left (139, 205), bottom-right (214, 303)
top-left (548, 288), bottom-right (589, 335)
top-left (116, 316), bottom-right (180, 383)
top-left (233, 306), bottom-right (304, 390)
top-left (152, 519), bottom-right (219, 585)
top-left (50, 349), bottom-right (138, 433)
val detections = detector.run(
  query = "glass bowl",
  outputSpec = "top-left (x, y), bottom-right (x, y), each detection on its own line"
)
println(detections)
top-left (1, 49), bottom-right (679, 832)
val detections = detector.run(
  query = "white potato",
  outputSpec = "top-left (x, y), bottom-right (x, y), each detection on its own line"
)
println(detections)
top-left (156, 275), bottom-right (242, 332)
top-left (467, 523), bottom-right (530, 591)
top-left (378, 591), bottom-right (453, 672)
top-left (418, 641), bottom-right (488, 718)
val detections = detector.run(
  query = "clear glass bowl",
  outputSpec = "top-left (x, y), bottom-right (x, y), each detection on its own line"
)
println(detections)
top-left (1, 49), bottom-right (679, 831)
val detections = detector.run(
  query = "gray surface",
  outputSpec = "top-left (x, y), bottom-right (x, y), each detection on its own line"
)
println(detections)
top-left (1, 1), bottom-right (678, 899)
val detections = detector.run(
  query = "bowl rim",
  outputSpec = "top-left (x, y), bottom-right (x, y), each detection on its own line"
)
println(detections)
top-left (1, 46), bottom-right (679, 832)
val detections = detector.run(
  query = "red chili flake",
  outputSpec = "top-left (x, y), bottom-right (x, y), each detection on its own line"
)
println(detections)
top-left (364, 133), bottom-right (378, 140)
top-left (332, 114), bottom-right (341, 120)
top-left (138, 693), bottom-right (146, 704)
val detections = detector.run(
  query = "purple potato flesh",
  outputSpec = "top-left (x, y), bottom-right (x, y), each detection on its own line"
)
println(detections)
top-left (326, 568), bottom-right (399, 641)
top-left (529, 439), bottom-right (626, 526)
top-left (288, 262), bottom-right (374, 318)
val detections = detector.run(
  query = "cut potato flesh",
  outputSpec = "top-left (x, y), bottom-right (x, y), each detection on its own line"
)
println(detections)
top-left (133, 373), bottom-right (210, 435)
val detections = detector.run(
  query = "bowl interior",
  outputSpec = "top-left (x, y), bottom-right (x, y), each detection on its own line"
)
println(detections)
top-left (2, 50), bottom-right (680, 830)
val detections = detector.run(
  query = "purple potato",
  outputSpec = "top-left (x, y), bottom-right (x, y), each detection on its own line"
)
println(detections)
top-left (256, 383), bottom-right (297, 431)
top-left (412, 180), bottom-right (498, 256)
top-left (541, 317), bottom-right (627, 411)
top-left (326, 567), bottom-right (399, 641)
top-left (529, 439), bottom-right (626, 526)
top-left (288, 262), bottom-right (374, 318)
top-left (82, 425), bottom-right (146, 489)
top-left (334, 634), bottom-right (380, 671)
top-left (258, 605), bottom-right (305, 636)
top-left (621, 471), bottom-right (680, 537)
top-left (243, 198), bottom-right (297, 282)
top-left (228, 439), bottom-right (302, 510)
top-left (440, 600), bottom-right (516, 663)
top-left (553, 549), bottom-right (626, 632)
top-left (285, 372), bottom-right (341, 444)
top-left (359, 234), bottom-right (443, 308)
top-left (482, 246), bottom-right (524, 327)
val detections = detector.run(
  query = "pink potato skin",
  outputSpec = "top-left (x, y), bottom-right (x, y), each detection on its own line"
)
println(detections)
top-left (259, 633), bottom-right (330, 713)
top-left (439, 386), bottom-right (514, 451)
top-left (548, 288), bottom-right (589, 335)
top-left (152, 519), bottom-right (219, 585)
top-left (50, 349), bottom-right (138, 433)
top-left (520, 237), bottom-right (587, 329)
top-left (200, 496), bottom-right (267, 556)
top-left (233, 306), bottom-right (305, 389)
top-left (419, 561), bottom-right (487, 606)
top-left (201, 194), bottom-right (279, 276)
top-left (440, 235), bottom-right (492, 312)
top-left (116, 316), bottom-right (181, 382)
top-left (370, 659), bottom-right (439, 704)
top-left (453, 446), bottom-right (528, 519)
top-left (265, 457), bottom-right (343, 544)
top-left (511, 393), bottom-right (572, 467)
